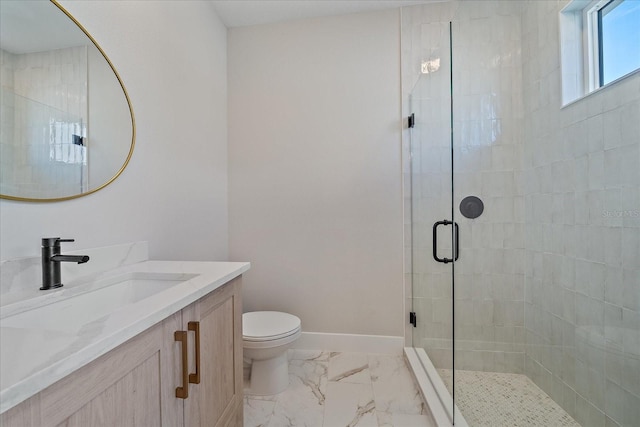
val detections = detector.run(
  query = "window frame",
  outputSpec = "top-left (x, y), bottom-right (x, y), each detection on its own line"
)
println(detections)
top-left (583, 0), bottom-right (627, 90)
top-left (560, 0), bottom-right (640, 106)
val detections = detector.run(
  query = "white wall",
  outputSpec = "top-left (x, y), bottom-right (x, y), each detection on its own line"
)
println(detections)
top-left (0, 1), bottom-right (229, 262)
top-left (228, 10), bottom-right (404, 337)
top-left (87, 44), bottom-right (132, 190)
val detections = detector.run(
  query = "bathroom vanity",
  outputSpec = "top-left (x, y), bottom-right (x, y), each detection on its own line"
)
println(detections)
top-left (0, 249), bottom-right (249, 427)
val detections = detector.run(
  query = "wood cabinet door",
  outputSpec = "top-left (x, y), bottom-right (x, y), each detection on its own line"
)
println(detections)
top-left (1, 312), bottom-right (183, 427)
top-left (183, 277), bottom-right (243, 427)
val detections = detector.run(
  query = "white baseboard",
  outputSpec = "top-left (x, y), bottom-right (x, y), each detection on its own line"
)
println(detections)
top-left (291, 332), bottom-right (404, 355)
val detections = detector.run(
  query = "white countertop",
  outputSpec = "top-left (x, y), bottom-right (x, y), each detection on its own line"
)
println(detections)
top-left (0, 260), bottom-right (250, 414)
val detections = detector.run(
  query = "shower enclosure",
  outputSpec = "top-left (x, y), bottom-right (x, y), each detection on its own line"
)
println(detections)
top-left (404, 1), bottom-right (639, 426)
top-left (0, 88), bottom-right (88, 198)
top-left (0, 46), bottom-right (89, 199)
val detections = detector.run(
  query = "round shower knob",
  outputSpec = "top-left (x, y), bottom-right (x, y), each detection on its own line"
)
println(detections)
top-left (460, 196), bottom-right (484, 219)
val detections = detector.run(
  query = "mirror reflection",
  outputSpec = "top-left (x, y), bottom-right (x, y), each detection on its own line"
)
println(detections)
top-left (0, 0), bottom-right (134, 201)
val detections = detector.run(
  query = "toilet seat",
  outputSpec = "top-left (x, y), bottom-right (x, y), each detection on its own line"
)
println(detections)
top-left (243, 311), bottom-right (301, 342)
top-left (243, 328), bottom-right (301, 349)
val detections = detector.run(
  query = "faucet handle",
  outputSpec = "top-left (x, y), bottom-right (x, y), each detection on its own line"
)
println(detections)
top-left (41, 238), bottom-right (75, 247)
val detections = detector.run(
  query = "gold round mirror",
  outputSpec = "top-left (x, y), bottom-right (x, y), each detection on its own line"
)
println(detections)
top-left (0, 0), bottom-right (135, 202)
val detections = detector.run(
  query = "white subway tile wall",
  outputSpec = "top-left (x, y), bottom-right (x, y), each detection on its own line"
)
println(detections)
top-left (522, 0), bottom-right (640, 425)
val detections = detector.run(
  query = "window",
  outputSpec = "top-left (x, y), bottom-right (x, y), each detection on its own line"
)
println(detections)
top-left (597, 0), bottom-right (640, 86)
top-left (560, 0), bottom-right (640, 105)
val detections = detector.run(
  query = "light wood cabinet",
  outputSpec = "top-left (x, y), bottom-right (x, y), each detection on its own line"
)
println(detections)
top-left (182, 277), bottom-right (243, 427)
top-left (1, 277), bottom-right (243, 427)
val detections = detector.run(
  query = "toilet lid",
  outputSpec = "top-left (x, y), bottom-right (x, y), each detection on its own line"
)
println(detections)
top-left (243, 311), bottom-right (301, 341)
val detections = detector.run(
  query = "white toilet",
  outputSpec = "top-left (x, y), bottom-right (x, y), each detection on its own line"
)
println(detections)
top-left (242, 311), bottom-right (301, 395)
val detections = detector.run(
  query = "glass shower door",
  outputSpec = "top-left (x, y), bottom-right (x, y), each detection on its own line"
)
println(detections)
top-left (409, 15), bottom-right (518, 424)
top-left (409, 19), bottom-right (456, 422)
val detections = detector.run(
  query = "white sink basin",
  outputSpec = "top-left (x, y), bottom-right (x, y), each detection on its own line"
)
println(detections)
top-left (1, 272), bottom-right (197, 334)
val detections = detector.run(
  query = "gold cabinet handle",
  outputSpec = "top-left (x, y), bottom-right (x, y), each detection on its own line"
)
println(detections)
top-left (174, 330), bottom-right (189, 399)
top-left (188, 321), bottom-right (201, 384)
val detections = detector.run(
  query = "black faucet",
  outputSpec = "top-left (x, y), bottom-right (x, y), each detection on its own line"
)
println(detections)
top-left (41, 238), bottom-right (90, 290)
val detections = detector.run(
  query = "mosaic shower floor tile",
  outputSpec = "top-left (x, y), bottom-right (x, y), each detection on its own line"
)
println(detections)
top-left (438, 369), bottom-right (581, 427)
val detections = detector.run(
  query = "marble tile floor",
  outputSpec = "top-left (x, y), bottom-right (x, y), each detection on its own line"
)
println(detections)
top-left (438, 369), bottom-right (581, 427)
top-left (244, 350), bottom-right (436, 427)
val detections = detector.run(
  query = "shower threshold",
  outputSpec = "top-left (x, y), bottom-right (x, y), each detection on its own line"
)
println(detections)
top-left (404, 347), bottom-right (469, 427)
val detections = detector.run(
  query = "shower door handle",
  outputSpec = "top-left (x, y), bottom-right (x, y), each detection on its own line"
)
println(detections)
top-left (432, 220), bottom-right (459, 263)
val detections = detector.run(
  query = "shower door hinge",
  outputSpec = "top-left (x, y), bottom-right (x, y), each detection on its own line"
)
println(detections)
top-left (408, 113), bottom-right (415, 128)
top-left (409, 311), bottom-right (417, 327)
